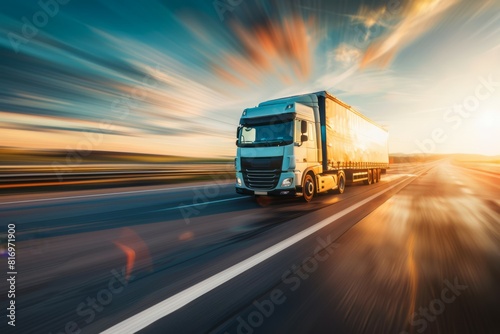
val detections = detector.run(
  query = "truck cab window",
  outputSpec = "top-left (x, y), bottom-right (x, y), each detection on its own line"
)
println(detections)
top-left (295, 119), bottom-right (304, 142)
top-left (241, 127), bottom-right (255, 143)
top-left (308, 123), bottom-right (314, 141)
top-left (238, 120), bottom-right (294, 147)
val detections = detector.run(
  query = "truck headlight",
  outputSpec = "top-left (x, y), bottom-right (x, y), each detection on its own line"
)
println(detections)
top-left (281, 177), bottom-right (293, 187)
top-left (236, 177), bottom-right (242, 186)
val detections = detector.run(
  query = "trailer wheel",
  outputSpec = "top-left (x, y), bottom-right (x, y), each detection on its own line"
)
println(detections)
top-left (337, 172), bottom-right (345, 194)
top-left (364, 169), bottom-right (373, 185)
top-left (302, 173), bottom-right (315, 202)
top-left (375, 169), bottom-right (380, 183)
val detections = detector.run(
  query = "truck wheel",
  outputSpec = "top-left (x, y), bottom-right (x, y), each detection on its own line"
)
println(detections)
top-left (302, 173), bottom-right (315, 202)
top-left (337, 173), bottom-right (345, 194)
top-left (375, 169), bottom-right (380, 183)
top-left (364, 169), bottom-right (373, 185)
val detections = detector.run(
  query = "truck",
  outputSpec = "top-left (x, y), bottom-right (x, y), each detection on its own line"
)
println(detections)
top-left (235, 91), bottom-right (389, 202)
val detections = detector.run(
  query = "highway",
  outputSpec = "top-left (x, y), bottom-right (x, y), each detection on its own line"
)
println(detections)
top-left (1, 161), bottom-right (499, 334)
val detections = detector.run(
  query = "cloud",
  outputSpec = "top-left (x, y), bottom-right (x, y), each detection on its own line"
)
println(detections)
top-left (209, 14), bottom-right (317, 86)
top-left (330, 43), bottom-right (362, 68)
top-left (351, 5), bottom-right (389, 29)
top-left (360, 0), bottom-right (458, 67)
top-left (0, 111), bottom-right (130, 135)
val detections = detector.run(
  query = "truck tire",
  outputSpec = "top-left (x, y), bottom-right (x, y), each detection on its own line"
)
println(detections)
top-left (364, 169), bottom-right (373, 185)
top-left (375, 169), bottom-right (380, 183)
top-left (302, 173), bottom-right (315, 202)
top-left (337, 172), bottom-right (346, 194)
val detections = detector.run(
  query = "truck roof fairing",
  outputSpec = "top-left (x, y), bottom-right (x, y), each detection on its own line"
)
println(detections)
top-left (257, 91), bottom-right (387, 132)
top-left (241, 102), bottom-right (316, 124)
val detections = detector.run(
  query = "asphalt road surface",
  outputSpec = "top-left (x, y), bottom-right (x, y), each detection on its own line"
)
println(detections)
top-left (0, 160), bottom-right (499, 334)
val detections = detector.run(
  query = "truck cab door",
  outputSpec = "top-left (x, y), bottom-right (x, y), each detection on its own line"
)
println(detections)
top-left (306, 122), bottom-right (319, 164)
top-left (294, 119), bottom-right (308, 176)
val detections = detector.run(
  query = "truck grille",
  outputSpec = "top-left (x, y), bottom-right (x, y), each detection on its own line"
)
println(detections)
top-left (241, 157), bottom-right (283, 190)
top-left (244, 169), bottom-right (281, 189)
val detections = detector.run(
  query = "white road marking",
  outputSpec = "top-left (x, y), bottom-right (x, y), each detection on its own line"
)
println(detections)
top-left (157, 197), bottom-right (245, 212)
top-left (378, 174), bottom-right (403, 182)
top-left (102, 175), bottom-right (413, 334)
top-left (0, 183), bottom-right (233, 206)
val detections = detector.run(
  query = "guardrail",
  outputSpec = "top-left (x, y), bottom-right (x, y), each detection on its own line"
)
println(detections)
top-left (0, 164), bottom-right (235, 191)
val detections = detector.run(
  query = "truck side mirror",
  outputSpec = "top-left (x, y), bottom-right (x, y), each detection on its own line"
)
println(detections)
top-left (235, 128), bottom-right (240, 146)
top-left (301, 134), bottom-right (308, 142)
top-left (301, 120), bottom-right (308, 134)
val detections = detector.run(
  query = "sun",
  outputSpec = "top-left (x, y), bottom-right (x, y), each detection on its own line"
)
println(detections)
top-left (476, 110), bottom-right (500, 130)
top-left (470, 110), bottom-right (500, 155)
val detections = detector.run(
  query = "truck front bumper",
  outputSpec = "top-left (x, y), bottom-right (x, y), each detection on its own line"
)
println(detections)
top-left (235, 171), bottom-right (298, 196)
top-left (235, 187), bottom-right (298, 196)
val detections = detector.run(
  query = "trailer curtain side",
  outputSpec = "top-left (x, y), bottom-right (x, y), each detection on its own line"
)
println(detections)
top-left (318, 94), bottom-right (389, 171)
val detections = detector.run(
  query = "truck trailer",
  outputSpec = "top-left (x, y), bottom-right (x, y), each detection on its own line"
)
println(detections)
top-left (235, 91), bottom-right (389, 201)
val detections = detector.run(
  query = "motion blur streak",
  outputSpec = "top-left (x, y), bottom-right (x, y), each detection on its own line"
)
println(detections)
top-left (1, 1), bottom-right (499, 157)
top-left (1, 161), bottom-right (499, 333)
top-left (227, 15), bottom-right (315, 83)
top-left (288, 162), bottom-right (500, 333)
top-left (113, 227), bottom-right (154, 280)
top-left (113, 242), bottom-right (136, 282)
top-left (406, 233), bottom-right (417, 321)
top-left (361, 0), bottom-right (458, 67)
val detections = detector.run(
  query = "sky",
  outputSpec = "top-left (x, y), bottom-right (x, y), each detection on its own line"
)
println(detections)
top-left (0, 0), bottom-right (499, 158)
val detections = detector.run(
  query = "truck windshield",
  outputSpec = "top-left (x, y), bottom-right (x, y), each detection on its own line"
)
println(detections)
top-left (238, 120), bottom-right (294, 147)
